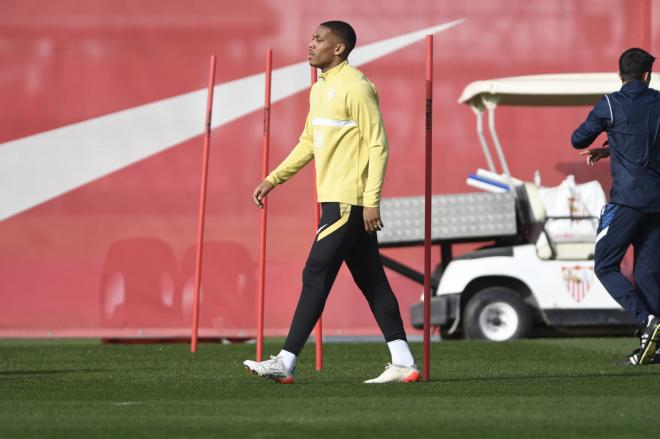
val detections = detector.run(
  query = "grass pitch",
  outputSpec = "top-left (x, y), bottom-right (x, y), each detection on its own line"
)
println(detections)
top-left (0, 337), bottom-right (658, 439)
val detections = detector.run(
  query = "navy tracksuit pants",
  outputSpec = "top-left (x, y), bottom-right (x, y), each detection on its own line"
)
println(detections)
top-left (282, 202), bottom-right (407, 356)
top-left (595, 203), bottom-right (660, 325)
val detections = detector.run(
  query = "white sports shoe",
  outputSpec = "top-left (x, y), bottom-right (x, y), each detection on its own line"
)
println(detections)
top-left (364, 363), bottom-right (421, 384)
top-left (243, 356), bottom-right (294, 384)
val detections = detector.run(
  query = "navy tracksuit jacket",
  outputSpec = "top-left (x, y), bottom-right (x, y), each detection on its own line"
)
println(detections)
top-left (571, 79), bottom-right (660, 325)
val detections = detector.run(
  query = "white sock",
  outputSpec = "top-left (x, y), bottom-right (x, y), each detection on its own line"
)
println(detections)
top-left (387, 339), bottom-right (415, 367)
top-left (277, 349), bottom-right (297, 371)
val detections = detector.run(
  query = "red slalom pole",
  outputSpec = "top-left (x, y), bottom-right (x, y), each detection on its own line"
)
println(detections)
top-left (422, 35), bottom-right (433, 381)
top-left (311, 66), bottom-right (323, 371)
top-left (256, 49), bottom-right (273, 362)
top-left (191, 55), bottom-right (217, 353)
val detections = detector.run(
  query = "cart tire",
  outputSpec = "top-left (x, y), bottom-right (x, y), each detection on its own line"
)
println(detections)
top-left (463, 287), bottom-right (531, 341)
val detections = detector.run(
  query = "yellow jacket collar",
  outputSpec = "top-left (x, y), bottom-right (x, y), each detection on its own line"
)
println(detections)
top-left (319, 60), bottom-right (348, 81)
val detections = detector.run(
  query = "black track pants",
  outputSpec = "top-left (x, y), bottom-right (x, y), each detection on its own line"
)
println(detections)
top-left (594, 203), bottom-right (660, 325)
top-left (282, 202), bottom-right (407, 355)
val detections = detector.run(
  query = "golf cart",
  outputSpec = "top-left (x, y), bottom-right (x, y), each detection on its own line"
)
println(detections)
top-left (378, 73), bottom-right (659, 341)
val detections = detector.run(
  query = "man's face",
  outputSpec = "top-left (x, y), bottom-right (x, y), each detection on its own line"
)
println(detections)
top-left (308, 26), bottom-right (343, 70)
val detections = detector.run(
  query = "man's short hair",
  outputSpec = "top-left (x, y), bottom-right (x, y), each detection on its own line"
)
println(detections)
top-left (320, 20), bottom-right (356, 58)
top-left (619, 48), bottom-right (655, 81)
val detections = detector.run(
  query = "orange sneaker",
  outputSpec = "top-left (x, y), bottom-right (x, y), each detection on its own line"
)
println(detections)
top-left (364, 363), bottom-right (420, 384)
top-left (243, 356), bottom-right (294, 384)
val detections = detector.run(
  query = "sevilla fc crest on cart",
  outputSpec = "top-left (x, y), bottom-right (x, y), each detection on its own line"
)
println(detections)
top-left (561, 265), bottom-right (594, 303)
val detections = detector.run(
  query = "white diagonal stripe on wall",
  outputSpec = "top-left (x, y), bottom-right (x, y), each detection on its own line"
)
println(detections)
top-left (0, 19), bottom-right (463, 222)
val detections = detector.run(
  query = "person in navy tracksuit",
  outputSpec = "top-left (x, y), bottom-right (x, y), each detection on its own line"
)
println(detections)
top-left (571, 48), bottom-right (660, 365)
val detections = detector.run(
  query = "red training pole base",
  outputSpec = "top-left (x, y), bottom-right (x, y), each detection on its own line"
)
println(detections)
top-left (191, 54), bottom-right (218, 353)
top-left (422, 35), bottom-right (433, 381)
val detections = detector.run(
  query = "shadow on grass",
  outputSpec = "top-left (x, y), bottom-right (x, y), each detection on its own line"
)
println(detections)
top-left (434, 369), bottom-right (660, 383)
top-left (0, 368), bottom-right (110, 377)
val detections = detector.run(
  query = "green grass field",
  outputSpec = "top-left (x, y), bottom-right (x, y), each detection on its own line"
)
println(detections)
top-left (0, 338), bottom-right (658, 439)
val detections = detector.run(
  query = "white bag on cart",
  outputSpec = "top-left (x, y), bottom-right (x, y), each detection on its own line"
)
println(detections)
top-left (538, 175), bottom-right (606, 241)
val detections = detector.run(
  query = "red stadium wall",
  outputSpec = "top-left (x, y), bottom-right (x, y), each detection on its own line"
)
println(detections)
top-left (0, 0), bottom-right (654, 338)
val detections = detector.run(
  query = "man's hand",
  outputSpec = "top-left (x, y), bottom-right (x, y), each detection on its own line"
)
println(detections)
top-left (580, 146), bottom-right (610, 166)
top-left (363, 206), bottom-right (383, 233)
top-left (252, 180), bottom-right (275, 208)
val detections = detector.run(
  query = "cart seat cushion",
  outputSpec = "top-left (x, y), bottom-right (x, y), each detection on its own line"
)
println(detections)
top-left (536, 238), bottom-right (595, 260)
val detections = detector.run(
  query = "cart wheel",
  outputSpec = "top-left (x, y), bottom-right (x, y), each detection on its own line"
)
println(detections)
top-left (463, 287), bottom-right (531, 341)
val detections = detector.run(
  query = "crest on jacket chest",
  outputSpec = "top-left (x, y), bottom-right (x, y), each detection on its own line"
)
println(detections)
top-left (326, 88), bottom-right (336, 101)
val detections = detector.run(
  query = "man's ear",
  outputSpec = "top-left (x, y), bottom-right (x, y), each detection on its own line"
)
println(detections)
top-left (334, 43), bottom-right (346, 57)
top-left (643, 71), bottom-right (651, 84)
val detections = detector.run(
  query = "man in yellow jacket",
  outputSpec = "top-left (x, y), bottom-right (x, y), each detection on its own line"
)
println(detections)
top-left (243, 21), bottom-right (419, 384)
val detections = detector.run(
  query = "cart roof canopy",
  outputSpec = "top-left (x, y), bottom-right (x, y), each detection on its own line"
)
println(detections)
top-left (459, 73), bottom-right (660, 108)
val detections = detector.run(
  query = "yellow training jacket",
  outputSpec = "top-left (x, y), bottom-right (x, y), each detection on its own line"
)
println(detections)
top-left (266, 61), bottom-right (388, 207)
